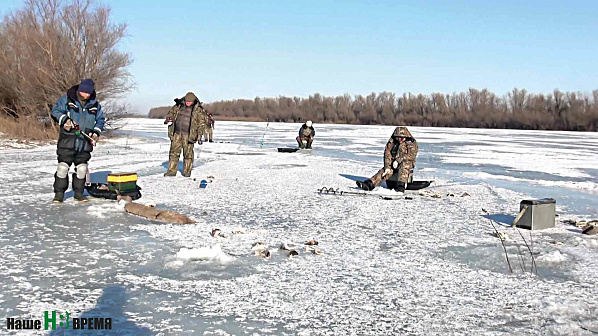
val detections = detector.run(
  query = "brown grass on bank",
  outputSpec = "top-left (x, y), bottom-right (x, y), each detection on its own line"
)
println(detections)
top-left (0, 117), bottom-right (58, 141)
top-left (0, 0), bottom-right (133, 132)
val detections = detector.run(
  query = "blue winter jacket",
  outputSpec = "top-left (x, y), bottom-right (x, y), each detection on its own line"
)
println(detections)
top-left (51, 85), bottom-right (105, 152)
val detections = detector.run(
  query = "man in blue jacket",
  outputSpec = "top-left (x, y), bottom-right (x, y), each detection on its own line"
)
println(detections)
top-left (50, 79), bottom-right (105, 203)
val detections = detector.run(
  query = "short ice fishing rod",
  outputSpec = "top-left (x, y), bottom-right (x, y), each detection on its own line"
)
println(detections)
top-left (71, 121), bottom-right (96, 146)
top-left (260, 118), bottom-right (270, 148)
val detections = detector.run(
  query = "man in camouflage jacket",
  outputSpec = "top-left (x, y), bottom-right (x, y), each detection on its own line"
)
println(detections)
top-left (164, 92), bottom-right (207, 177)
top-left (296, 120), bottom-right (315, 149)
top-left (356, 126), bottom-right (419, 193)
top-left (204, 111), bottom-right (214, 142)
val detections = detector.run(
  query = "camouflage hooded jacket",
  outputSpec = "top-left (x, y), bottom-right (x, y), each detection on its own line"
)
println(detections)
top-left (383, 126), bottom-right (418, 170)
top-left (298, 124), bottom-right (315, 138)
top-left (165, 93), bottom-right (207, 142)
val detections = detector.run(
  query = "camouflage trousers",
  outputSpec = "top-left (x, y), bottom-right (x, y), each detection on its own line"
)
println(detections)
top-left (166, 133), bottom-right (195, 177)
top-left (296, 136), bottom-right (313, 149)
top-left (204, 127), bottom-right (213, 142)
top-left (369, 160), bottom-right (415, 188)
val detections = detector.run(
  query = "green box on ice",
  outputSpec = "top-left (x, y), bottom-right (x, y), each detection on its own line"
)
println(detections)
top-left (107, 173), bottom-right (138, 193)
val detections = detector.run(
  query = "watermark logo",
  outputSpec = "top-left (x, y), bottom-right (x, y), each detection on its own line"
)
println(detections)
top-left (6, 311), bottom-right (112, 331)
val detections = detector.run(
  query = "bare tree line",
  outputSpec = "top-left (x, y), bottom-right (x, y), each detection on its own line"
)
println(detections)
top-left (0, 0), bottom-right (133, 138)
top-left (150, 89), bottom-right (598, 131)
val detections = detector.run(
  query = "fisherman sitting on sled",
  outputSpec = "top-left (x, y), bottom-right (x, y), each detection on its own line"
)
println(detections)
top-left (356, 126), bottom-right (418, 193)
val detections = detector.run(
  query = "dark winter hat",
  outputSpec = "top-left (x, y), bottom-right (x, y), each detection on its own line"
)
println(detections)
top-left (78, 78), bottom-right (95, 94)
top-left (184, 92), bottom-right (197, 102)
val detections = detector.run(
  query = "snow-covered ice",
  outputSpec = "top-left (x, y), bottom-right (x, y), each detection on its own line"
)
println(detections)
top-left (0, 119), bottom-right (597, 335)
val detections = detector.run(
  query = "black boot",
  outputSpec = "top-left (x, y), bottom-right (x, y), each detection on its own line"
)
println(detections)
top-left (395, 184), bottom-right (406, 193)
top-left (52, 192), bottom-right (65, 203)
top-left (72, 173), bottom-right (88, 202)
top-left (52, 173), bottom-right (68, 203)
top-left (356, 180), bottom-right (374, 191)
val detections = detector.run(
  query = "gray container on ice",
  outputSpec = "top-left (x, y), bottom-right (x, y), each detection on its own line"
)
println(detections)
top-left (517, 198), bottom-right (556, 230)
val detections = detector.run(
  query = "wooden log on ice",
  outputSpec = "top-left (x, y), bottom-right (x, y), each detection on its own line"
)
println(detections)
top-left (124, 202), bottom-right (195, 224)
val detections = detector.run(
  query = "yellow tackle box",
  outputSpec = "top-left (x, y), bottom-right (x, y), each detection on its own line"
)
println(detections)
top-left (107, 173), bottom-right (138, 192)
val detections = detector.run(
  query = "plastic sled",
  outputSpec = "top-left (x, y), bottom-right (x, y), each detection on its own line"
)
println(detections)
top-left (386, 180), bottom-right (432, 190)
top-left (86, 183), bottom-right (142, 200)
top-left (277, 148), bottom-right (300, 153)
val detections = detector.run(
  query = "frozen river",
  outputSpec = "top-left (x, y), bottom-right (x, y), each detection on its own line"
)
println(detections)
top-left (0, 119), bottom-right (597, 335)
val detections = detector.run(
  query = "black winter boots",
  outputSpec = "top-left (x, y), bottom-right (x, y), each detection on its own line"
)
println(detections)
top-left (72, 173), bottom-right (88, 202)
top-left (52, 171), bottom-right (88, 203)
top-left (52, 172), bottom-right (68, 203)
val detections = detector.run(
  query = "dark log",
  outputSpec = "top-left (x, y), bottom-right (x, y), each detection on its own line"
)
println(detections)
top-left (124, 203), bottom-right (195, 224)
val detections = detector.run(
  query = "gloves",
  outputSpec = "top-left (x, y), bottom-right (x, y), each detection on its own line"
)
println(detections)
top-left (383, 168), bottom-right (392, 177)
top-left (90, 132), bottom-right (99, 141)
top-left (392, 158), bottom-right (405, 169)
top-left (63, 119), bottom-right (73, 131)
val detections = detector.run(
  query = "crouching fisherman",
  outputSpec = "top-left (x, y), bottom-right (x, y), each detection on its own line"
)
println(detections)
top-left (50, 79), bottom-right (104, 203)
top-left (357, 126), bottom-right (418, 193)
top-left (296, 120), bottom-right (315, 149)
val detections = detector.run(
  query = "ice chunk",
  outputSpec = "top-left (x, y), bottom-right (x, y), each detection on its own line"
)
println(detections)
top-left (175, 244), bottom-right (234, 264)
top-left (537, 250), bottom-right (567, 263)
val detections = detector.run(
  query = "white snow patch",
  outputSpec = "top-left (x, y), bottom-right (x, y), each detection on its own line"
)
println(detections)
top-left (175, 245), bottom-right (234, 264)
top-left (464, 172), bottom-right (598, 192)
top-left (86, 202), bottom-right (126, 218)
top-left (537, 250), bottom-right (568, 263)
top-left (464, 172), bottom-right (521, 182)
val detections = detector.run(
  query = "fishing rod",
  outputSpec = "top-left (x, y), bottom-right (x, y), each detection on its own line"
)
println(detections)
top-left (72, 123), bottom-right (97, 146)
top-left (259, 118), bottom-right (269, 148)
top-left (65, 118), bottom-right (96, 146)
